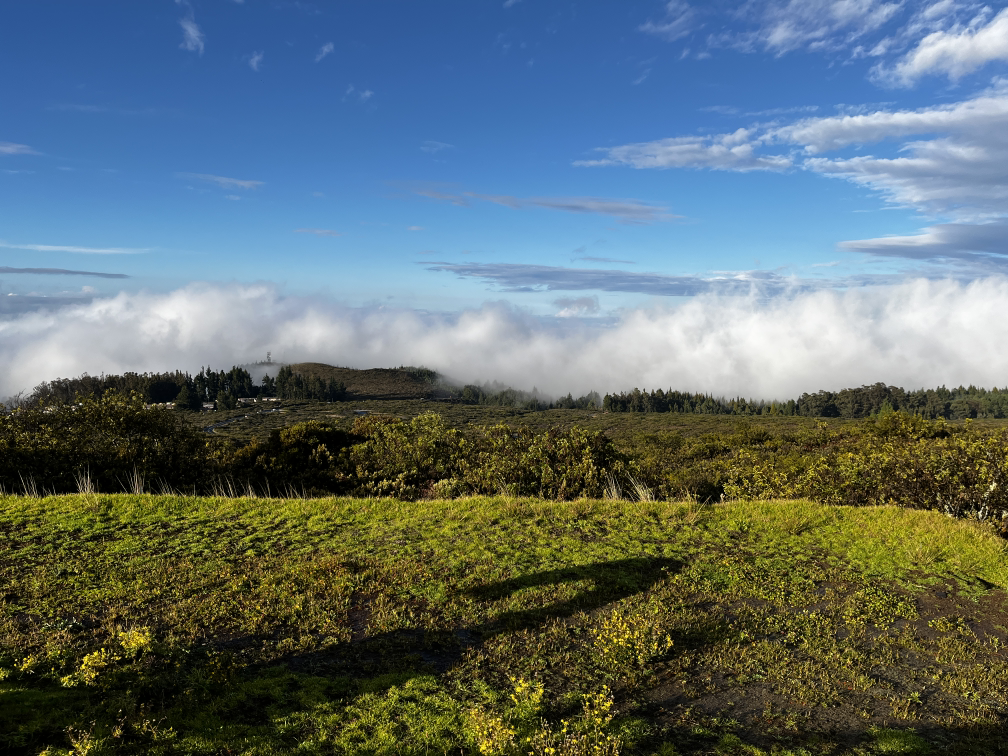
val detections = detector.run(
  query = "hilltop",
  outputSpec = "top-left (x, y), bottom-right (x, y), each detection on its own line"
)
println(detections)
top-left (285, 363), bottom-right (453, 401)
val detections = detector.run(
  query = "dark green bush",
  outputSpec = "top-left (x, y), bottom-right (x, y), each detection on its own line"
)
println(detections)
top-left (0, 392), bottom-right (212, 494)
top-left (221, 420), bottom-right (357, 496)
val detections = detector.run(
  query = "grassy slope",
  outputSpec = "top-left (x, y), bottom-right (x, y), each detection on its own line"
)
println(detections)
top-left (286, 364), bottom-right (451, 401)
top-left (1, 495), bottom-right (1007, 755)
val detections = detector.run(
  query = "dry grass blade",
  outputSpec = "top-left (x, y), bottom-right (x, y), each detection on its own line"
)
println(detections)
top-left (627, 475), bottom-right (654, 503)
top-left (75, 468), bottom-right (97, 495)
top-left (604, 473), bottom-right (623, 501)
top-left (128, 468), bottom-right (145, 495)
top-left (19, 474), bottom-right (39, 498)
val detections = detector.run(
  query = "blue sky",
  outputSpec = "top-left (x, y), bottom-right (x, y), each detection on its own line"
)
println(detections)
top-left (3, 1), bottom-right (1008, 394)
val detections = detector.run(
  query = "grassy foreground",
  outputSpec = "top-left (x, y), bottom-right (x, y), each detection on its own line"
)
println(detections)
top-left (1, 494), bottom-right (1006, 755)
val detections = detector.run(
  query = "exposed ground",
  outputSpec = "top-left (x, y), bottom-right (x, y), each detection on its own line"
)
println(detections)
top-left (1, 494), bottom-right (1006, 755)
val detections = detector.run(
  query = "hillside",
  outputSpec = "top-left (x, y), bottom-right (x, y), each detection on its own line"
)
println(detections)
top-left (287, 362), bottom-right (454, 401)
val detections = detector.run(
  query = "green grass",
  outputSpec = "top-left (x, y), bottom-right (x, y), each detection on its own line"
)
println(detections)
top-left (1, 494), bottom-right (1006, 755)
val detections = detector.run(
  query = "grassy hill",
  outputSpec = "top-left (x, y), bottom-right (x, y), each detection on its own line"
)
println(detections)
top-left (1, 494), bottom-right (1006, 755)
top-left (287, 363), bottom-right (453, 401)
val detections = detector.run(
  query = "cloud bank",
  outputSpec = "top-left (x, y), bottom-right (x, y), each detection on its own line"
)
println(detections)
top-left (4, 279), bottom-right (1008, 400)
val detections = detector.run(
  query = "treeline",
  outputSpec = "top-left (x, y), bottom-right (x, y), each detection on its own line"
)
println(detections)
top-left (18, 364), bottom-right (346, 411)
top-left (456, 382), bottom-right (601, 410)
top-left (604, 382), bottom-right (1008, 420)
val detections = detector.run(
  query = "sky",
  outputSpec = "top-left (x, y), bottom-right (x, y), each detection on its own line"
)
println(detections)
top-left (3, 0), bottom-right (1008, 398)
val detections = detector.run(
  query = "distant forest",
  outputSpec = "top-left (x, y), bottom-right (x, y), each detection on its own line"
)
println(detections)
top-left (22, 365), bottom-right (346, 410)
top-left (11, 366), bottom-right (1008, 419)
top-left (602, 383), bottom-right (1008, 420)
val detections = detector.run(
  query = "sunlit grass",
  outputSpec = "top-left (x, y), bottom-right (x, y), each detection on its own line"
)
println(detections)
top-left (1, 494), bottom-right (1005, 754)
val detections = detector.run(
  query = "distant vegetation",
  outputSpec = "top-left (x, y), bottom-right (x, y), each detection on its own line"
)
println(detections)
top-left (1, 390), bottom-right (1007, 535)
top-left (604, 382), bottom-right (1008, 419)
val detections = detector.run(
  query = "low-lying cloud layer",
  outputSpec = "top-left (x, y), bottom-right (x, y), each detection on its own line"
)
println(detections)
top-left (4, 279), bottom-right (1008, 400)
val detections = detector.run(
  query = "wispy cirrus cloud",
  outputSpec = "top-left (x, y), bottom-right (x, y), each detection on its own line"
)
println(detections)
top-left (641, 1), bottom-right (1008, 86)
top-left (178, 13), bottom-right (205, 55)
top-left (315, 42), bottom-right (334, 62)
top-left (247, 51), bottom-right (264, 71)
top-left (425, 261), bottom-right (869, 296)
top-left (639, 1), bottom-right (699, 42)
top-left (0, 142), bottom-right (38, 156)
top-left (0, 242), bottom-right (148, 255)
top-left (0, 266), bottom-right (129, 278)
top-left (344, 85), bottom-right (374, 102)
top-left (575, 128), bottom-right (792, 172)
top-left (294, 228), bottom-right (342, 237)
top-left (413, 186), bottom-right (677, 224)
top-left (177, 172), bottom-right (265, 190)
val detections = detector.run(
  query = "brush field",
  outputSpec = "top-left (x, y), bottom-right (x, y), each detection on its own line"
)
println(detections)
top-left (2, 493), bottom-right (1006, 755)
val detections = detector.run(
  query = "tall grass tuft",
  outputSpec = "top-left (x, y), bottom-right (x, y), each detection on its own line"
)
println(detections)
top-left (19, 474), bottom-right (39, 498)
top-left (75, 468), bottom-right (97, 495)
top-left (627, 475), bottom-right (654, 503)
top-left (604, 473), bottom-right (623, 501)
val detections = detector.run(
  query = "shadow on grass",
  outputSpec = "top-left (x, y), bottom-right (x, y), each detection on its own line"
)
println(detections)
top-left (466, 556), bottom-right (681, 637)
top-left (278, 555), bottom-right (682, 680)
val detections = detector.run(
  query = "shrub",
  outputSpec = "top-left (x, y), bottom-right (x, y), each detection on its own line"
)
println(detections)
top-left (0, 391), bottom-right (213, 494)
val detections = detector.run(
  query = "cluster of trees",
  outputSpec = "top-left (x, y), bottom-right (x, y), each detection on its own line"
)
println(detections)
top-left (174, 366), bottom-right (264, 411)
top-left (604, 383), bottom-right (1008, 420)
top-left (274, 366), bottom-right (346, 401)
top-left (603, 388), bottom-right (793, 416)
top-left (456, 382), bottom-right (601, 410)
top-left (16, 364), bottom-right (351, 412)
top-left (796, 384), bottom-right (1008, 419)
top-left (25, 371), bottom-right (192, 406)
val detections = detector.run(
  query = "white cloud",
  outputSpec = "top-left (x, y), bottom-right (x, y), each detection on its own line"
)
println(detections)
top-left (407, 226), bottom-right (425, 231)
top-left (640, 0), bottom-right (1008, 84)
top-left (554, 296), bottom-right (601, 317)
top-left (575, 129), bottom-right (793, 172)
top-left (773, 88), bottom-right (1008, 217)
top-left (179, 15), bottom-right (205, 55)
top-left (344, 85), bottom-right (374, 102)
top-left (875, 7), bottom-right (1008, 85)
top-left (585, 86), bottom-right (1008, 219)
top-left (639, 1), bottom-right (698, 42)
top-left (315, 42), bottom-right (334, 62)
top-left (732, 0), bottom-right (905, 54)
top-left (176, 172), bottom-right (265, 190)
top-left (0, 142), bottom-right (38, 156)
top-left (0, 242), bottom-right (148, 255)
top-left (6, 279), bottom-right (1008, 399)
top-left (248, 51), bottom-right (264, 71)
